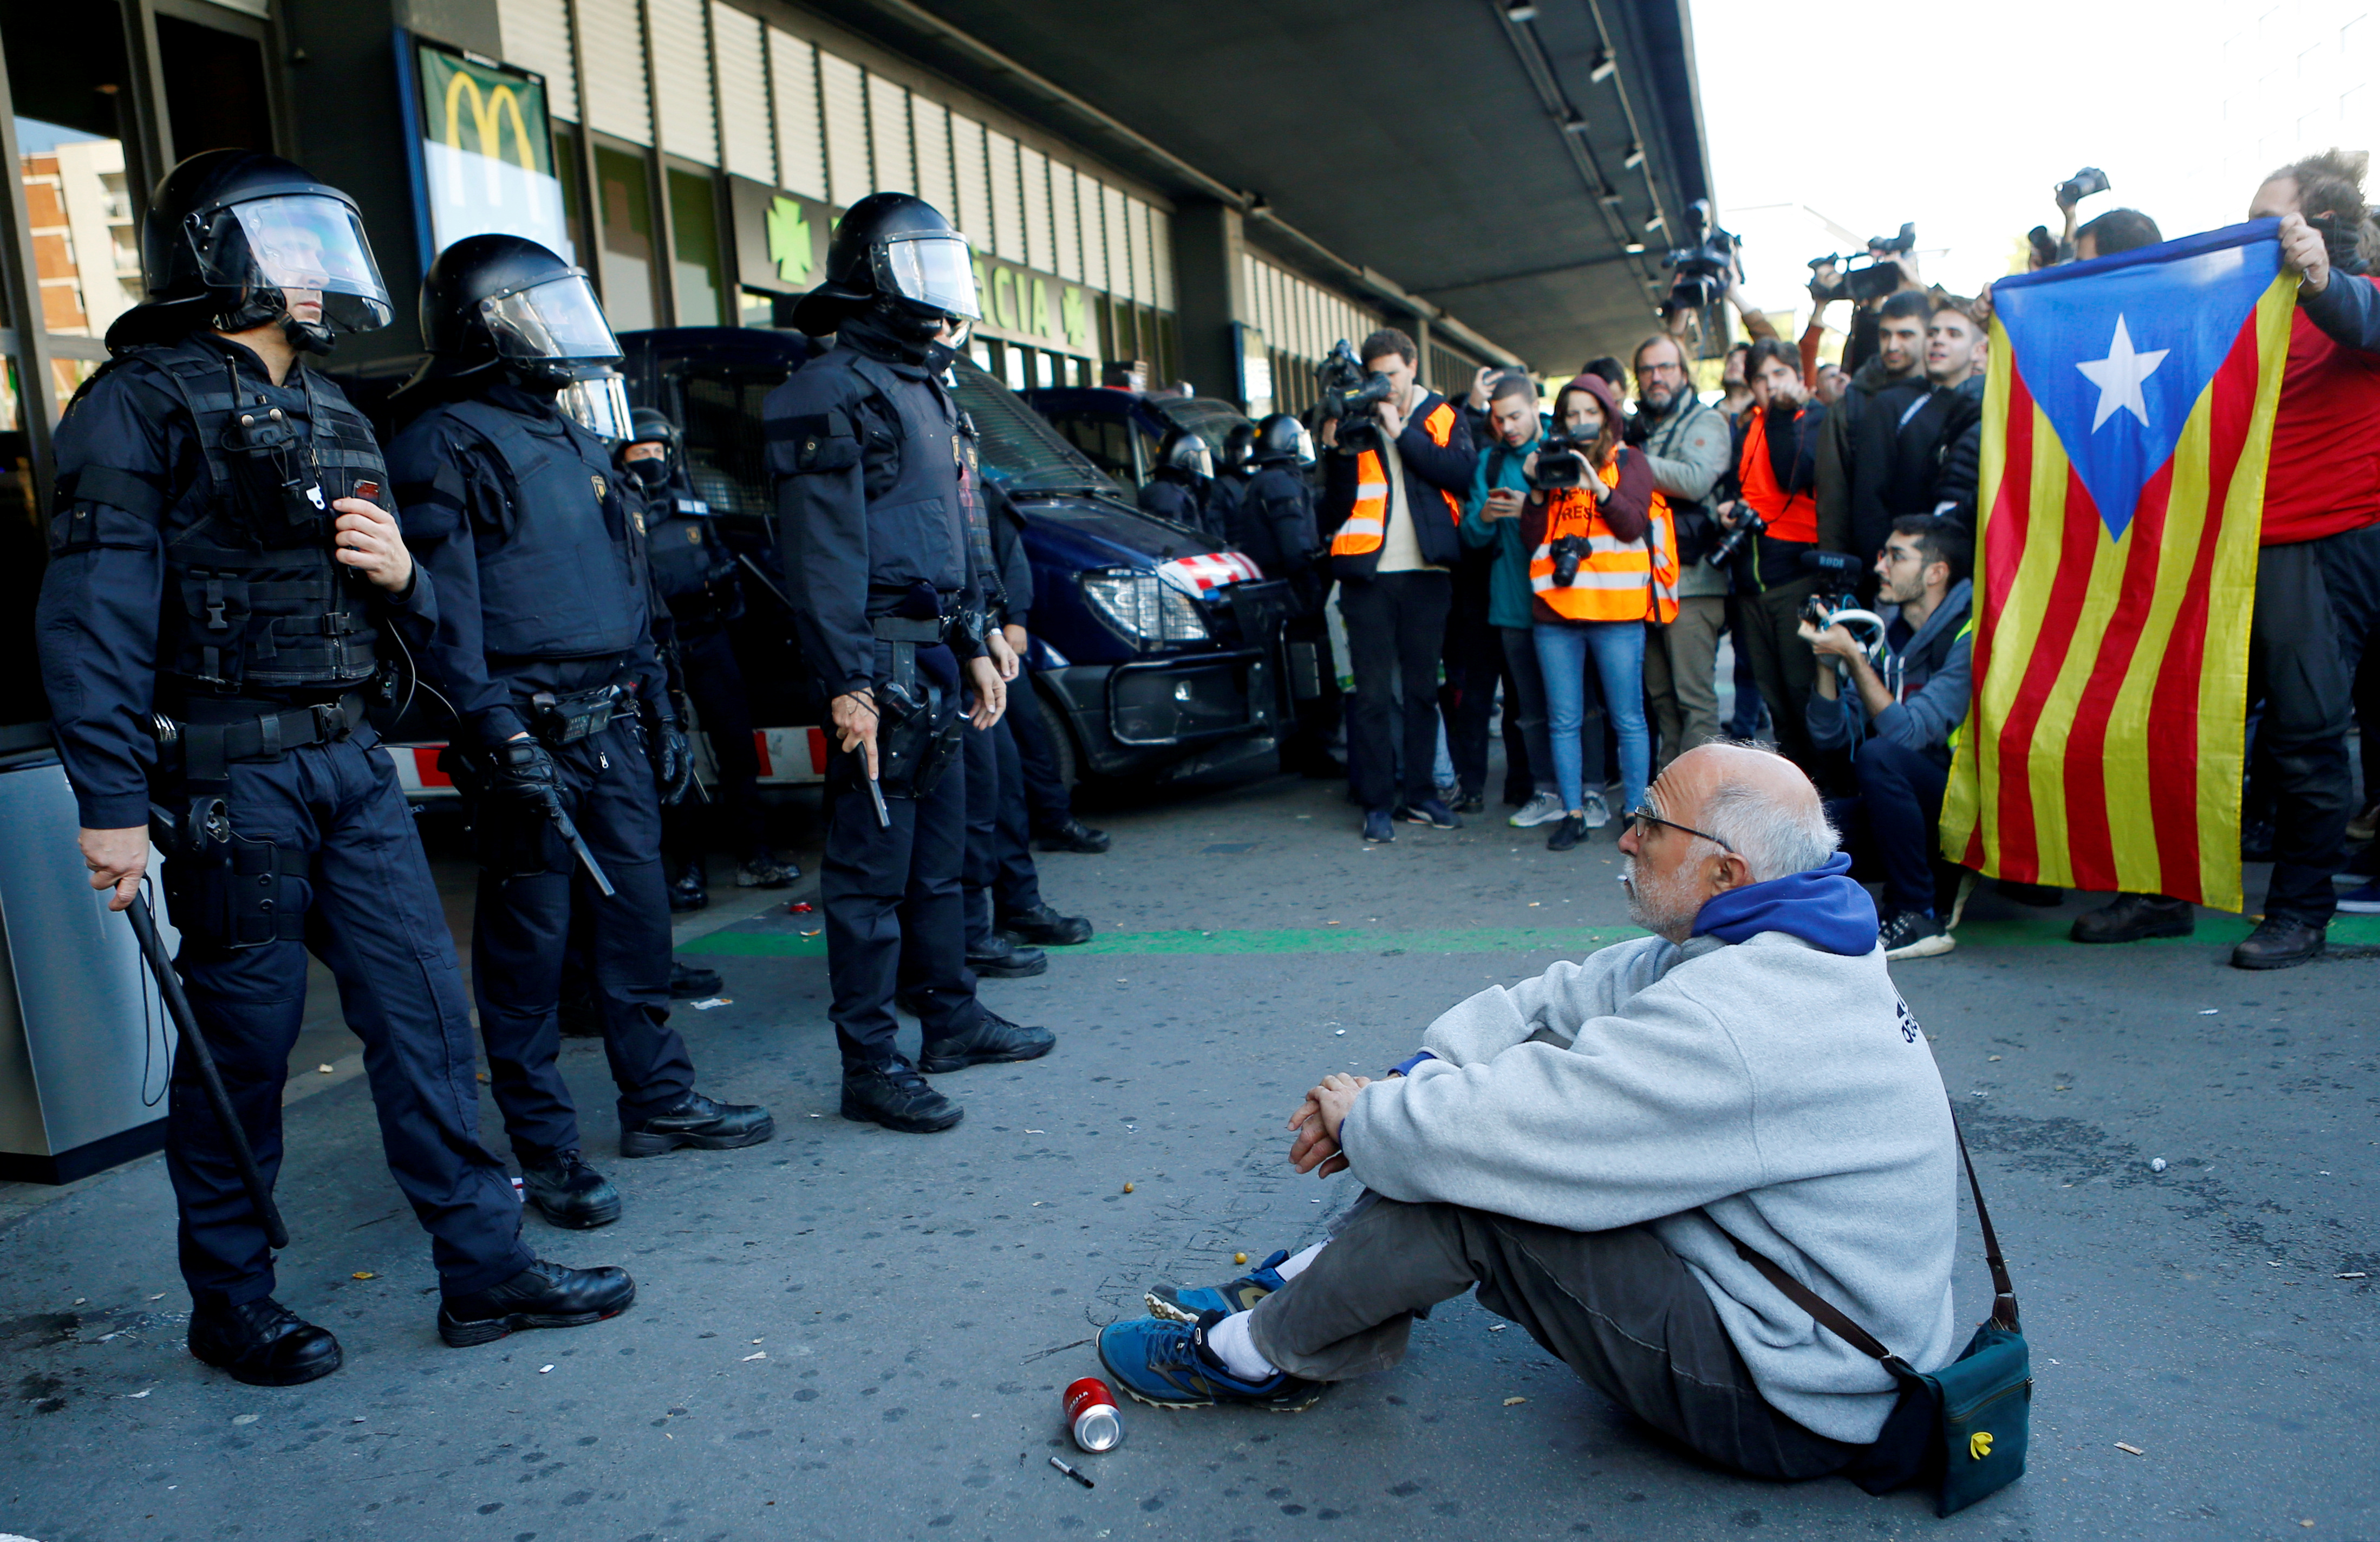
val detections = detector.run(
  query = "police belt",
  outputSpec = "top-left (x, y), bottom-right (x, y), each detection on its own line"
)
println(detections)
top-left (152, 692), bottom-right (368, 783)
top-left (870, 615), bottom-right (951, 645)
top-left (518, 683), bottom-right (627, 747)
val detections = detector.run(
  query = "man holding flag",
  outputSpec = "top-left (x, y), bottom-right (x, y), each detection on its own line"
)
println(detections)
top-left (1946, 152), bottom-right (2380, 969)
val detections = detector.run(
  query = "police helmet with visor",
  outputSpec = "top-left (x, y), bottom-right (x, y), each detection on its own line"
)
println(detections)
top-left (790, 193), bottom-right (980, 337)
top-left (109, 149), bottom-right (392, 353)
top-left (410, 233), bottom-right (629, 435)
top-left (1156, 427), bottom-right (1213, 482)
top-left (1252, 412), bottom-right (1314, 466)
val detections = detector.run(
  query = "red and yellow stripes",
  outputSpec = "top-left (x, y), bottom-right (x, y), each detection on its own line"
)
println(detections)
top-left (1940, 278), bottom-right (2296, 910)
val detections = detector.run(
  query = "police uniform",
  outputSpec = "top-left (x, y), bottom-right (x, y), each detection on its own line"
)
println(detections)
top-left (35, 330), bottom-right (543, 1329)
top-left (1235, 440), bottom-right (1342, 776)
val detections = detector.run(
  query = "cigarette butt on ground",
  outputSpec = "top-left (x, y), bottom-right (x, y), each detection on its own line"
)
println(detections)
top-left (2115, 1442), bottom-right (2144, 1455)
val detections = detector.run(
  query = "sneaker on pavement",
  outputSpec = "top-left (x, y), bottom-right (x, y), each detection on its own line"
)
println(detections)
top-left (437, 1259), bottom-right (635, 1348)
top-left (1035, 817), bottom-right (1112, 855)
top-left (188, 1298), bottom-right (343, 1387)
top-left (1095, 1310), bottom-right (1325, 1411)
top-left (1879, 909), bottom-right (1956, 960)
top-left (1146, 1250), bottom-right (1290, 1323)
top-left (2070, 892), bottom-right (2194, 944)
top-left (1405, 797), bottom-right (1461, 830)
top-left (2231, 914), bottom-right (2326, 970)
top-left (519, 1149), bottom-right (621, 1229)
top-left (1508, 791), bottom-right (1564, 828)
top-left (997, 902), bottom-right (1093, 946)
top-left (840, 1057), bottom-right (962, 1133)
top-left (966, 933), bottom-right (1048, 978)
top-left (1580, 790), bottom-right (1611, 830)
top-left (1362, 810), bottom-right (1395, 843)
top-left (667, 960), bottom-right (723, 999)
top-left (918, 1009), bottom-right (1056, 1073)
top-left (619, 1090), bottom-right (775, 1157)
top-left (2336, 880), bottom-right (2380, 915)
top-left (1546, 814), bottom-right (1586, 852)
top-left (735, 850), bottom-right (797, 888)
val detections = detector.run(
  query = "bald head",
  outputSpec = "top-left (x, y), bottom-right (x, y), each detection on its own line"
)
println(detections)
top-left (1620, 744), bottom-right (1836, 940)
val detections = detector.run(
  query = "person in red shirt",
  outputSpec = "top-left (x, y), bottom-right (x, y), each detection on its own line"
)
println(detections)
top-left (2075, 151), bottom-right (2380, 967)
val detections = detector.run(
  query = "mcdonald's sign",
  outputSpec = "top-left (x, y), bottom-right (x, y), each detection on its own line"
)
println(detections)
top-left (409, 38), bottom-right (571, 261)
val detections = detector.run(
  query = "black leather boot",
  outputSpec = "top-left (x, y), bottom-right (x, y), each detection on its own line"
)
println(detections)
top-left (1035, 817), bottom-right (1111, 855)
top-left (2231, 914), bottom-right (2326, 970)
top-left (667, 960), bottom-right (724, 999)
top-left (619, 1091), bottom-right (775, 1157)
top-left (519, 1149), bottom-right (621, 1229)
top-left (188, 1298), bottom-right (343, 1387)
top-left (2069, 892), bottom-right (2194, 943)
top-left (841, 1057), bottom-right (963, 1133)
top-left (919, 1009), bottom-right (1056, 1073)
top-left (666, 862), bottom-right (709, 912)
top-left (997, 902), bottom-right (1093, 946)
top-left (438, 1259), bottom-right (636, 1347)
top-left (967, 932), bottom-right (1048, 978)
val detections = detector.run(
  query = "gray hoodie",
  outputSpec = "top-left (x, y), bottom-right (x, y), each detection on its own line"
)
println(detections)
top-left (1338, 932), bottom-right (1959, 1445)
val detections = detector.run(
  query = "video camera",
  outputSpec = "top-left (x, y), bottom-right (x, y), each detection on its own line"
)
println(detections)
top-left (1529, 433), bottom-right (1590, 492)
top-left (1660, 198), bottom-right (1737, 316)
top-left (1797, 550), bottom-right (1868, 629)
top-left (1808, 223), bottom-right (1916, 302)
top-left (2055, 166), bottom-right (2110, 210)
top-left (1317, 339), bottom-right (1396, 448)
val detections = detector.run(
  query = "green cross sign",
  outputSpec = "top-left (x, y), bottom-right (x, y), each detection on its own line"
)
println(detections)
top-left (767, 197), bottom-right (812, 284)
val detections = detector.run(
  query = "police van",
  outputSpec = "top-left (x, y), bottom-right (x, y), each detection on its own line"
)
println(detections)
top-left (1023, 386), bottom-right (1254, 493)
top-left (384, 327), bottom-right (1291, 801)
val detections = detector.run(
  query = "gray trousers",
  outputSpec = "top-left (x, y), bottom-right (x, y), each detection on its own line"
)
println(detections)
top-left (1242, 1196), bottom-right (1859, 1482)
top-left (1644, 595), bottom-right (1727, 771)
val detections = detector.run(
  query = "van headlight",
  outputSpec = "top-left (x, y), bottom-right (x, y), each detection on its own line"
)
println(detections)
top-left (1080, 568), bottom-right (1208, 646)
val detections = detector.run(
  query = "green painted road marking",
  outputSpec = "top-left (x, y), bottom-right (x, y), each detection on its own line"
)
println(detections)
top-left (682, 912), bottom-right (2380, 958)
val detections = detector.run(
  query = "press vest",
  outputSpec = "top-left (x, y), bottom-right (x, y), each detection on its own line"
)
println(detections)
top-left (1738, 405), bottom-right (1819, 544)
top-left (1527, 453), bottom-right (1679, 624)
top-left (435, 396), bottom-right (650, 662)
top-left (1330, 399), bottom-right (1463, 558)
top-left (58, 339), bottom-right (387, 697)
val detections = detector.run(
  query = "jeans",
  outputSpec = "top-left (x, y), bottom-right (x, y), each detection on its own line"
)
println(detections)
top-left (1535, 619), bottom-right (1649, 816)
top-left (1854, 735), bottom-right (1952, 916)
top-left (1340, 570), bottom-right (1453, 811)
top-left (1498, 626), bottom-right (1557, 796)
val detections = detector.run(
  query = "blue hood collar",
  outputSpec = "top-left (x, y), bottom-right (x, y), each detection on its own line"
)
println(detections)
top-left (1689, 852), bottom-right (1878, 955)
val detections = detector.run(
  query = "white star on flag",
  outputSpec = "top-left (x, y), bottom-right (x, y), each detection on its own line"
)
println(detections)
top-left (2075, 315), bottom-right (2169, 432)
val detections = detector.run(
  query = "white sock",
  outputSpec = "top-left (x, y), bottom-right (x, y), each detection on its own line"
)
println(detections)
top-left (1202, 1309), bottom-right (1280, 1381)
top-left (1274, 1242), bottom-right (1327, 1281)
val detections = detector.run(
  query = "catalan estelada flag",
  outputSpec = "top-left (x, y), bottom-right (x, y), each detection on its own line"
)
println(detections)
top-left (1940, 221), bottom-right (2299, 910)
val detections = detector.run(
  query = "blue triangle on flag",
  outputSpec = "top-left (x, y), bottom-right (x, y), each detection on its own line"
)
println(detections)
top-left (1994, 219), bottom-right (2284, 541)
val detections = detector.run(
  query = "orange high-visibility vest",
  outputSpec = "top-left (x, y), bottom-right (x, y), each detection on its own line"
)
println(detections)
top-left (1527, 454), bottom-right (1677, 623)
top-left (1331, 400), bottom-right (1463, 556)
top-left (1737, 405), bottom-right (1819, 544)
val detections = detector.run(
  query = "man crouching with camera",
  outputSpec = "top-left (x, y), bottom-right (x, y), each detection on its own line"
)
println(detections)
top-left (1801, 516), bottom-right (1973, 961)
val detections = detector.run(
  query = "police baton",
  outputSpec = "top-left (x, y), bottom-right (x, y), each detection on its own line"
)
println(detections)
top-left (123, 894), bottom-right (290, 1251)
top-left (537, 787), bottom-right (616, 898)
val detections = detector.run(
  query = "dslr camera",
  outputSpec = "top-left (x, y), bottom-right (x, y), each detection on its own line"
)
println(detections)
top-left (1808, 223), bottom-right (1917, 302)
top-left (1661, 198), bottom-right (1738, 316)
top-left (1549, 534), bottom-right (1590, 588)
top-left (1529, 433), bottom-right (1590, 492)
top-left (1317, 339), bottom-right (1396, 448)
top-left (1710, 505), bottom-right (1765, 565)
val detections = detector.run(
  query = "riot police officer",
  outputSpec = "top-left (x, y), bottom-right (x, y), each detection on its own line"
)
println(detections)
top-left (1234, 413), bottom-right (1342, 776)
top-left (34, 151), bottom-right (632, 1382)
top-left (1216, 420), bottom-right (1257, 513)
top-left (616, 408), bottom-right (794, 910)
top-left (766, 192), bottom-right (1055, 1134)
top-left (1138, 427), bottom-right (1233, 542)
top-left (387, 235), bottom-right (772, 1228)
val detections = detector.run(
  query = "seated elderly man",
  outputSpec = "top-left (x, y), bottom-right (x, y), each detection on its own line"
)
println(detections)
top-left (1097, 744), bottom-right (1958, 1482)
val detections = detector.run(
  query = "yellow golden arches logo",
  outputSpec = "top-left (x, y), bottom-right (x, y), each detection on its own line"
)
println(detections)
top-left (1968, 1430), bottom-right (1994, 1461)
top-left (444, 73), bottom-right (536, 172)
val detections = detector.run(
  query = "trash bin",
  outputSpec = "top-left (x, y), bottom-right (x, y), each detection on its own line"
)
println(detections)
top-left (0, 753), bottom-right (177, 1183)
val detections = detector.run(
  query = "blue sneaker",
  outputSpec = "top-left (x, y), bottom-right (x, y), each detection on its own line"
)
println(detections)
top-left (2338, 880), bottom-right (2380, 914)
top-left (1145, 1250), bottom-right (1290, 1323)
top-left (1094, 1311), bottom-right (1325, 1411)
top-left (1362, 810), bottom-right (1395, 842)
top-left (1404, 797), bottom-right (1461, 830)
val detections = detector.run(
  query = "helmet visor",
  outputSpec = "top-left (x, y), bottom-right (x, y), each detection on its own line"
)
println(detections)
top-left (876, 234), bottom-right (980, 320)
top-left (556, 368), bottom-right (635, 442)
top-left (479, 273), bottom-right (622, 363)
top-left (200, 194), bottom-right (393, 332)
top-left (1179, 444), bottom-right (1214, 478)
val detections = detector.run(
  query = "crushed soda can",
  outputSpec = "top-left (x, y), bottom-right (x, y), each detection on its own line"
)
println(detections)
top-left (1062, 1376), bottom-right (1121, 1452)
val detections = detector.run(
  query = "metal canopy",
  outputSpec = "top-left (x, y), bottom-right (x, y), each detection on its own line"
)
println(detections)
top-left (832, 0), bottom-right (1712, 374)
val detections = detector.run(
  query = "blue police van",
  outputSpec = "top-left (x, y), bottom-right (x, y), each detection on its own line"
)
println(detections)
top-left (1021, 386), bottom-right (1253, 493)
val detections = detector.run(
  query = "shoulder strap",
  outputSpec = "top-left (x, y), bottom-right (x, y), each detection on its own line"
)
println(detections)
top-left (1721, 1098), bottom-right (2017, 1371)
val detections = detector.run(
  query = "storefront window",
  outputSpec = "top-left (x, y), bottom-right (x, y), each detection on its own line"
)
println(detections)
top-left (740, 288), bottom-right (779, 327)
top-left (592, 144), bottom-right (657, 333)
top-left (668, 167), bottom-right (724, 327)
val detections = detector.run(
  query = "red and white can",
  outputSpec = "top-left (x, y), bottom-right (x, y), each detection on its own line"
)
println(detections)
top-left (1062, 1376), bottom-right (1121, 1452)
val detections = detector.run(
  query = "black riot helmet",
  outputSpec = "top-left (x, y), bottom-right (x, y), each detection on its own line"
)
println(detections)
top-left (1220, 421), bottom-right (1256, 476)
top-left (1252, 412), bottom-right (1314, 466)
top-left (618, 406), bottom-right (682, 492)
top-left (408, 233), bottom-right (628, 430)
top-left (1155, 427), bottom-right (1213, 483)
top-left (791, 192), bottom-right (981, 337)
top-left (107, 149), bottom-right (392, 353)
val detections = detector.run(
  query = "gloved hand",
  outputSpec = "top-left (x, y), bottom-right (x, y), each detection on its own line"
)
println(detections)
top-left (650, 715), bottom-right (694, 806)
top-left (485, 735), bottom-right (563, 804)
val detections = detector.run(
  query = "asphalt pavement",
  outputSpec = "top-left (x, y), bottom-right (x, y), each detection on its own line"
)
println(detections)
top-left (0, 766), bottom-right (2373, 1542)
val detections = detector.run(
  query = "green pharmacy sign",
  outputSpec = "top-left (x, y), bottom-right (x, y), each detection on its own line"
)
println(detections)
top-left (766, 197), bottom-right (813, 284)
top-left (970, 255), bottom-right (1091, 352)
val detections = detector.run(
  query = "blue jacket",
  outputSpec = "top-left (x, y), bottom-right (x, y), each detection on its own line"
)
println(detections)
top-left (1460, 430), bottom-right (1542, 629)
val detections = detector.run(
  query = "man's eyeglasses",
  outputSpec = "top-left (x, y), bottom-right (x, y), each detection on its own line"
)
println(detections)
top-left (1625, 806), bottom-right (1736, 853)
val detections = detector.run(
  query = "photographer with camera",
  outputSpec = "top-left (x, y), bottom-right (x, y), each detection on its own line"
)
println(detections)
top-left (1462, 372), bottom-right (1564, 828)
top-left (1318, 328), bottom-right (1478, 841)
top-left (1521, 374), bottom-right (1670, 851)
top-left (1803, 226), bottom-right (1923, 380)
top-left (1800, 516), bottom-right (1973, 961)
top-left (1714, 340), bottom-right (1829, 773)
top-left (1629, 334), bottom-right (1735, 773)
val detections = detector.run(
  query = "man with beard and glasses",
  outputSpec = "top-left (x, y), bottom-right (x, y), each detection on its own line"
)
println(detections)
top-left (1094, 744), bottom-right (1957, 1494)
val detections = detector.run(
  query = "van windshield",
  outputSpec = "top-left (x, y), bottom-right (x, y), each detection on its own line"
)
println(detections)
top-left (949, 360), bottom-right (1127, 499)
